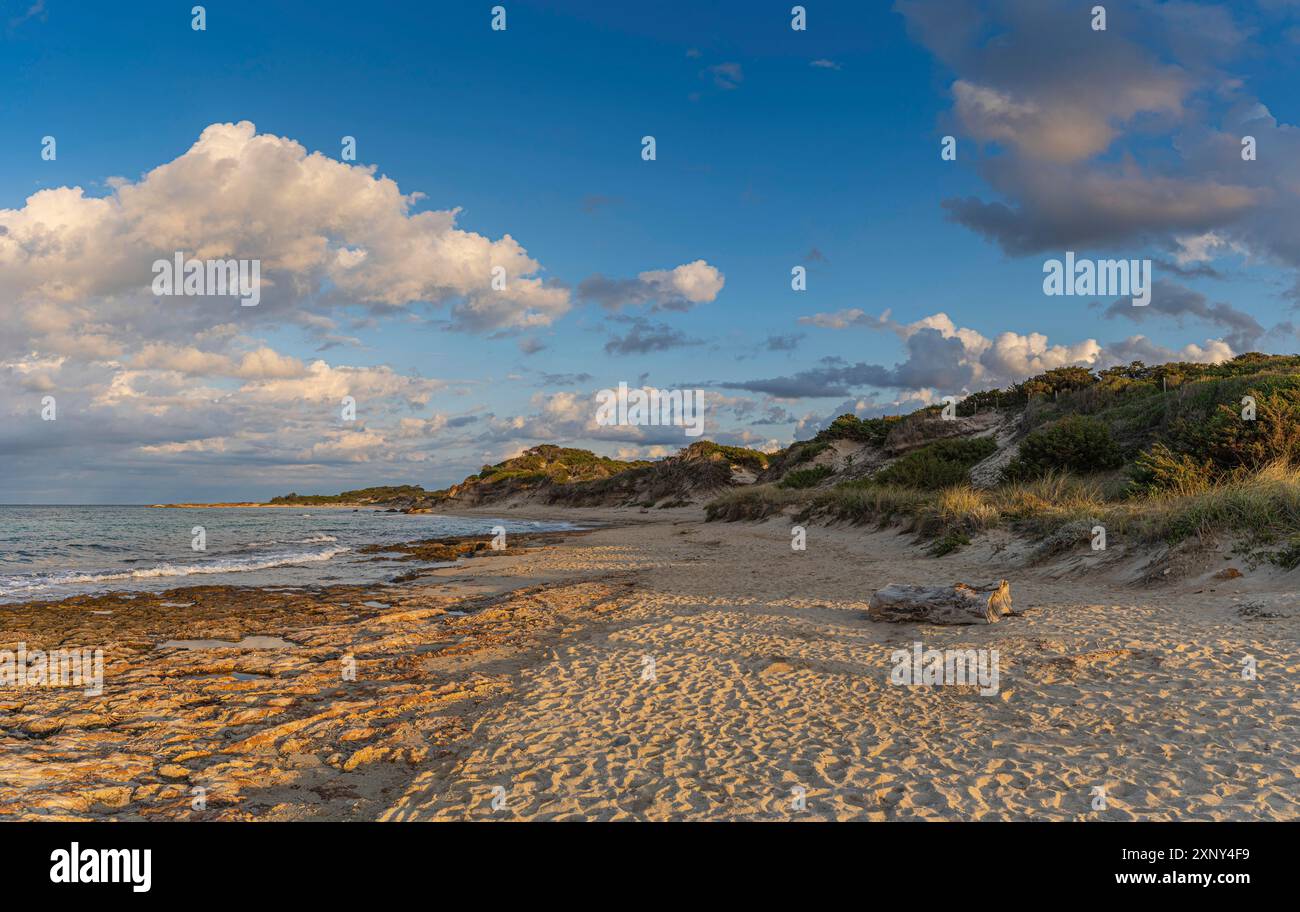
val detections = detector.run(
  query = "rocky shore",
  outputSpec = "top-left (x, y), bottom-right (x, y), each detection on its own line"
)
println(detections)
top-left (0, 531), bottom-right (604, 819)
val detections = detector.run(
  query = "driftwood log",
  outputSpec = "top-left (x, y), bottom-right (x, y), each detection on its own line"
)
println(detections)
top-left (868, 580), bottom-right (1012, 625)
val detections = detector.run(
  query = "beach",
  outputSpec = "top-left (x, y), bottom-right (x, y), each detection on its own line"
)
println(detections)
top-left (1, 506), bottom-right (1295, 821)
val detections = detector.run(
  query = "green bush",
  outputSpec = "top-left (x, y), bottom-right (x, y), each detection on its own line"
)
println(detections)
top-left (1011, 365), bottom-right (1098, 404)
top-left (1142, 383), bottom-right (1300, 484)
top-left (778, 464), bottom-right (834, 489)
top-left (681, 440), bottom-right (771, 471)
top-left (787, 441), bottom-right (831, 465)
top-left (1271, 537), bottom-right (1300, 571)
top-left (268, 484), bottom-right (426, 505)
top-left (1206, 387), bottom-right (1300, 471)
top-left (814, 414), bottom-right (898, 446)
top-left (1003, 416), bottom-right (1123, 480)
top-left (872, 438), bottom-right (997, 489)
top-left (927, 529), bottom-right (971, 556)
top-left (1128, 443), bottom-right (1214, 496)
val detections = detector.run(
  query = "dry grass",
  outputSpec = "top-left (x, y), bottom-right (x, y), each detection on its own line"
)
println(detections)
top-left (704, 485), bottom-right (811, 522)
top-left (706, 463), bottom-right (1300, 552)
top-left (1098, 460), bottom-right (1300, 544)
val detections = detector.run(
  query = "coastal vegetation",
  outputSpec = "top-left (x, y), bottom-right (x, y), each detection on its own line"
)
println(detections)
top-left (705, 353), bottom-right (1300, 559)
top-left (264, 354), bottom-right (1300, 560)
top-left (267, 485), bottom-right (429, 506)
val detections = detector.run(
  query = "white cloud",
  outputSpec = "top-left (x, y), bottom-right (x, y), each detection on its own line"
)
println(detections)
top-left (0, 121), bottom-right (569, 340)
top-left (639, 260), bottom-right (725, 306)
top-left (238, 359), bottom-right (440, 406)
top-left (1172, 231), bottom-right (1248, 265)
top-left (579, 259), bottom-right (725, 311)
top-left (300, 429), bottom-right (389, 463)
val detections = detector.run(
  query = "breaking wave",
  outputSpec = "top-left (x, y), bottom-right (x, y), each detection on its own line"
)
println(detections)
top-left (0, 546), bottom-right (351, 598)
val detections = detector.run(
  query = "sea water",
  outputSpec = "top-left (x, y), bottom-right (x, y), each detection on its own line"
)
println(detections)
top-left (0, 505), bottom-right (577, 604)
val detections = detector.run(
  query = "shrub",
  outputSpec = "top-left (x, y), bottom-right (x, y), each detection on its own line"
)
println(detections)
top-left (814, 414), bottom-right (897, 446)
top-left (1128, 443), bottom-right (1214, 496)
top-left (927, 529), bottom-right (971, 557)
top-left (778, 464), bottom-right (834, 489)
top-left (872, 437), bottom-right (996, 489)
top-left (1205, 387), bottom-right (1300, 471)
top-left (1271, 537), bottom-right (1300, 571)
top-left (685, 441), bottom-right (771, 472)
top-left (787, 441), bottom-right (830, 466)
top-left (1003, 416), bottom-right (1123, 480)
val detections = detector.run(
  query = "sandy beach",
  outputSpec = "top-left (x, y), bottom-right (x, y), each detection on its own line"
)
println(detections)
top-left (1, 507), bottom-right (1295, 821)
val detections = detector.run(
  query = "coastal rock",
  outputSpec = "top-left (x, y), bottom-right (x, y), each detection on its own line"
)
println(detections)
top-left (0, 535), bottom-right (624, 821)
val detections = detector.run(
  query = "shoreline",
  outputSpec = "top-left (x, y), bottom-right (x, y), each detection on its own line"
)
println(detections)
top-left (147, 503), bottom-right (389, 509)
top-left (2, 507), bottom-right (1296, 821)
top-left (0, 504), bottom-right (599, 606)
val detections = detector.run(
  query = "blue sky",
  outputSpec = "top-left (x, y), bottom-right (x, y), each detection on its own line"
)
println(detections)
top-left (3, 0), bottom-right (1300, 502)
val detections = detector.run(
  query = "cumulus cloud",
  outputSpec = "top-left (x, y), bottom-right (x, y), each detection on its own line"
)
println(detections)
top-left (1172, 232), bottom-right (1245, 267)
top-left (237, 360), bottom-right (440, 406)
top-left (130, 344), bottom-right (308, 380)
top-left (716, 308), bottom-right (1233, 400)
top-left (299, 428), bottom-right (390, 463)
top-left (0, 120), bottom-right (569, 341)
top-left (578, 260), bottom-right (725, 311)
top-left (0, 121), bottom-right (598, 499)
top-left (1098, 334), bottom-right (1234, 368)
top-left (0, 123), bottom-right (729, 501)
top-left (471, 386), bottom-right (781, 455)
top-left (900, 0), bottom-right (1195, 164)
top-left (478, 388), bottom-right (699, 447)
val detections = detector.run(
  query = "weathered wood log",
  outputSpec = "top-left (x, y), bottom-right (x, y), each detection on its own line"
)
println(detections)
top-left (868, 580), bottom-right (1012, 625)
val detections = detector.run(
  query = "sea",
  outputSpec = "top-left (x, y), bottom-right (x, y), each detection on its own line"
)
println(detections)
top-left (0, 505), bottom-right (579, 605)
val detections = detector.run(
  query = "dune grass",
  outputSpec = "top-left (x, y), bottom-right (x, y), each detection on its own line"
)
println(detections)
top-left (706, 463), bottom-right (1300, 557)
top-left (705, 485), bottom-right (813, 522)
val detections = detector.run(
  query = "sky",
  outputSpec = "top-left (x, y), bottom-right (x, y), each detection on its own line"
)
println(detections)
top-left (3, 0), bottom-right (1300, 503)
